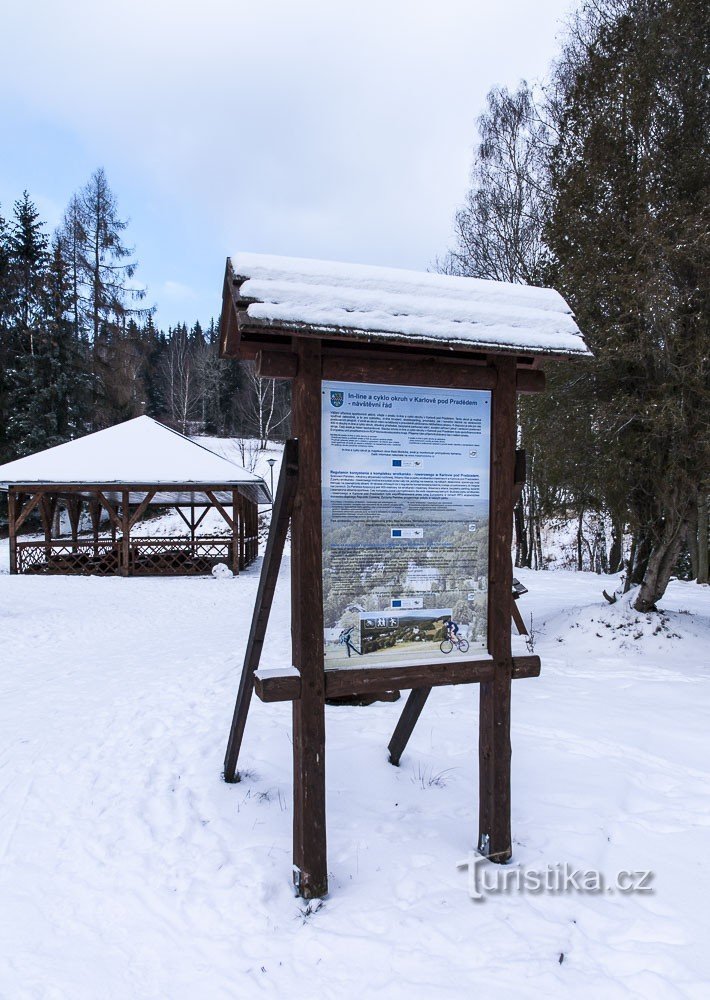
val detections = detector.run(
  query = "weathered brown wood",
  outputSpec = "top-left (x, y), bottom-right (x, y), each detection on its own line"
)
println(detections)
top-left (96, 491), bottom-right (122, 530)
top-left (175, 506), bottom-right (192, 530)
top-left (121, 490), bottom-right (131, 576)
top-left (14, 491), bottom-right (45, 531)
top-left (322, 355), bottom-right (497, 391)
top-left (325, 655), bottom-right (540, 699)
top-left (479, 355), bottom-right (517, 863)
top-left (89, 499), bottom-right (101, 555)
top-left (388, 687), bottom-right (431, 766)
top-left (223, 439), bottom-right (300, 783)
top-left (205, 490), bottom-right (234, 530)
top-left (291, 339), bottom-right (328, 899)
top-left (193, 505), bottom-right (211, 530)
top-left (255, 350), bottom-right (299, 379)
top-left (129, 491), bottom-right (157, 530)
top-left (39, 495), bottom-right (58, 560)
top-left (511, 600), bottom-right (529, 636)
top-left (8, 490), bottom-right (18, 574)
top-left (231, 490), bottom-right (240, 574)
top-left (516, 369), bottom-right (546, 393)
top-left (66, 497), bottom-right (82, 553)
top-left (254, 670), bottom-right (302, 703)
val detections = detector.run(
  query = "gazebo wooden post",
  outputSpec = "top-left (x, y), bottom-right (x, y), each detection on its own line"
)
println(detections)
top-left (478, 355), bottom-right (517, 863)
top-left (121, 489), bottom-right (131, 577)
top-left (231, 490), bottom-right (240, 574)
top-left (8, 489), bottom-right (18, 574)
top-left (239, 495), bottom-right (245, 570)
top-left (67, 497), bottom-right (81, 552)
top-left (291, 338), bottom-right (328, 899)
top-left (190, 502), bottom-right (196, 557)
top-left (39, 493), bottom-right (55, 562)
top-left (89, 497), bottom-right (101, 555)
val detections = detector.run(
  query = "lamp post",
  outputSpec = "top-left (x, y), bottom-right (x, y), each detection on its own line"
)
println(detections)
top-left (267, 458), bottom-right (276, 501)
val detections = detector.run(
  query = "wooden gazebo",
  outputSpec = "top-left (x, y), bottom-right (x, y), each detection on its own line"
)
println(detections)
top-left (0, 416), bottom-right (271, 576)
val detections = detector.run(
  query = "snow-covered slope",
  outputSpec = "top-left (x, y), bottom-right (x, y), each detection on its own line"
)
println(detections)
top-left (0, 548), bottom-right (708, 998)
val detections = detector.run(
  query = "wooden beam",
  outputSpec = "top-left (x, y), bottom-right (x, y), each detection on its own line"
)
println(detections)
top-left (223, 439), bottom-right (300, 782)
top-left (516, 369), bottom-right (546, 394)
top-left (291, 338), bottom-right (328, 899)
top-left (479, 355), bottom-right (517, 863)
top-left (511, 601), bottom-right (529, 636)
top-left (322, 355), bottom-right (497, 391)
top-left (175, 506), bottom-right (192, 530)
top-left (254, 669), bottom-right (302, 703)
top-left (129, 491), bottom-right (157, 530)
top-left (255, 349), bottom-right (299, 379)
top-left (193, 505), bottom-right (212, 530)
top-left (324, 655), bottom-right (540, 699)
top-left (121, 490), bottom-right (130, 576)
top-left (96, 491), bottom-right (122, 530)
top-left (205, 490), bottom-right (234, 530)
top-left (388, 687), bottom-right (431, 767)
top-left (14, 491), bottom-right (44, 531)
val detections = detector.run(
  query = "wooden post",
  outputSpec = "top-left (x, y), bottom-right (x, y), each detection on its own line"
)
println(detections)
top-left (89, 498), bottom-right (101, 555)
top-left (291, 338), bottom-right (328, 898)
top-left (223, 439), bottom-right (299, 782)
top-left (8, 489), bottom-right (18, 574)
top-left (39, 494), bottom-right (55, 562)
top-left (478, 356), bottom-right (516, 863)
top-left (231, 490), bottom-right (240, 574)
top-left (239, 495), bottom-right (245, 570)
top-left (68, 498), bottom-right (81, 552)
top-left (121, 490), bottom-right (130, 577)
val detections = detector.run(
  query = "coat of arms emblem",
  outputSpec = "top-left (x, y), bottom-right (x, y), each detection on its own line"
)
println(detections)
top-left (330, 391), bottom-right (344, 408)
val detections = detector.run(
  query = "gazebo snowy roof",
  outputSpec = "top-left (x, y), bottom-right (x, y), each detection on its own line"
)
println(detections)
top-left (220, 252), bottom-right (590, 359)
top-left (0, 416), bottom-right (271, 505)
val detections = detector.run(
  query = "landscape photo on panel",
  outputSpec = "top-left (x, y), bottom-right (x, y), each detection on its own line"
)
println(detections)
top-left (321, 380), bottom-right (491, 670)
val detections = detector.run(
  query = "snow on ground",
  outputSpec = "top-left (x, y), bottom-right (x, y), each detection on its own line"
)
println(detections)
top-left (1, 535), bottom-right (709, 998)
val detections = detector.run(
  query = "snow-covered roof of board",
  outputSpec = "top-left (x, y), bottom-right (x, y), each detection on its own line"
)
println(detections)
top-left (0, 416), bottom-right (272, 505)
top-left (222, 252), bottom-right (590, 358)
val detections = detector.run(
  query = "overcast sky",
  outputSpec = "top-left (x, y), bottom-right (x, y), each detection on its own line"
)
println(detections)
top-left (0, 0), bottom-right (574, 328)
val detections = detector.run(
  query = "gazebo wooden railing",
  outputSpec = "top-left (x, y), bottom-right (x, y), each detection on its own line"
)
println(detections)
top-left (8, 486), bottom-right (263, 577)
top-left (0, 417), bottom-right (271, 578)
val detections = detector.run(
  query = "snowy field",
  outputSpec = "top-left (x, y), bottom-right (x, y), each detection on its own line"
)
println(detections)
top-left (1, 535), bottom-right (709, 998)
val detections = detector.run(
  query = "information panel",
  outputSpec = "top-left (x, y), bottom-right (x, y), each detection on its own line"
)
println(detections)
top-left (322, 381), bottom-right (491, 670)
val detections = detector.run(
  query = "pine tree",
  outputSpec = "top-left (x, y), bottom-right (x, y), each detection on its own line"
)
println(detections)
top-left (8, 191), bottom-right (48, 356)
top-left (546, 0), bottom-right (710, 609)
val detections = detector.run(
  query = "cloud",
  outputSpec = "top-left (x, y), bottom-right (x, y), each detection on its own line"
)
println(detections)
top-left (0, 0), bottom-right (573, 327)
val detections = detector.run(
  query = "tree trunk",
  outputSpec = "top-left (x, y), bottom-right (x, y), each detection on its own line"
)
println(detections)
top-left (629, 530), bottom-right (652, 586)
top-left (608, 516), bottom-right (624, 574)
top-left (514, 498), bottom-right (528, 568)
top-left (576, 511), bottom-right (584, 571)
top-left (687, 501), bottom-right (699, 580)
top-left (634, 514), bottom-right (690, 612)
top-left (698, 494), bottom-right (709, 585)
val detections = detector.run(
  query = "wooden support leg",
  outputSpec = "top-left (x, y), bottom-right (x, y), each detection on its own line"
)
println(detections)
top-left (388, 687), bottom-right (432, 765)
top-left (291, 340), bottom-right (328, 899)
top-left (479, 357), bottom-right (516, 864)
top-left (511, 599), bottom-right (528, 637)
top-left (223, 440), bottom-right (299, 782)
